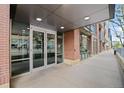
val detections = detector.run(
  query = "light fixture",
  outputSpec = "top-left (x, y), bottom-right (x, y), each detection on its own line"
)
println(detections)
top-left (84, 16), bottom-right (90, 21)
top-left (27, 27), bottom-right (30, 30)
top-left (22, 30), bottom-right (25, 33)
top-left (36, 18), bottom-right (42, 21)
top-left (60, 26), bottom-right (64, 29)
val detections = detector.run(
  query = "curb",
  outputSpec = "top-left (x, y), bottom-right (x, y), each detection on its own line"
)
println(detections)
top-left (116, 53), bottom-right (124, 87)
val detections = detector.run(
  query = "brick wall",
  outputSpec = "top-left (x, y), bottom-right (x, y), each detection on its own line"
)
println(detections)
top-left (74, 29), bottom-right (80, 59)
top-left (64, 31), bottom-right (75, 60)
top-left (96, 23), bottom-right (100, 53)
top-left (0, 4), bottom-right (10, 87)
top-left (87, 36), bottom-right (91, 55)
top-left (64, 29), bottom-right (80, 60)
top-left (90, 35), bottom-right (93, 56)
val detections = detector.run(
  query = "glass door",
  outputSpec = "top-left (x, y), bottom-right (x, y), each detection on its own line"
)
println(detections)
top-left (57, 32), bottom-right (63, 64)
top-left (32, 31), bottom-right (45, 68)
top-left (31, 25), bottom-right (57, 70)
top-left (47, 33), bottom-right (56, 65)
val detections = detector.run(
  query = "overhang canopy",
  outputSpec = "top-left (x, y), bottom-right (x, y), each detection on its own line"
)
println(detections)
top-left (11, 4), bottom-right (115, 31)
top-left (80, 28), bottom-right (92, 36)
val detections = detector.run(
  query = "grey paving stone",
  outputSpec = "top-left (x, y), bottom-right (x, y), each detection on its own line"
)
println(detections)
top-left (11, 50), bottom-right (124, 88)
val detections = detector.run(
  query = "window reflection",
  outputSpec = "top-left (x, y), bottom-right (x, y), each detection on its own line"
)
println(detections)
top-left (47, 34), bottom-right (55, 65)
top-left (33, 31), bottom-right (44, 68)
top-left (11, 21), bottom-right (30, 76)
top-left (80, 34), bottom-right (89, 60)
top-left (57, 32), bottom-right (63, 64)
top-left (93, 38), bottom-right (97, 55)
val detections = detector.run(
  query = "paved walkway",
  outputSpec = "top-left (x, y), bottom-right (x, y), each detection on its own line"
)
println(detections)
top-left (11, 50), bottom-right (124, 88)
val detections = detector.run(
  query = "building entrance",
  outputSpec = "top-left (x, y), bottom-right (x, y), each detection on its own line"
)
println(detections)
top-left (11, 23), bottom-right (57, 77)
top-left (30, 25), bottom-right (57, 72)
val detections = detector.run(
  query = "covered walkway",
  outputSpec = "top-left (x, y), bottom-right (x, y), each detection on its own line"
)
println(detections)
top-left (11, 50), bottom-right (124, 88)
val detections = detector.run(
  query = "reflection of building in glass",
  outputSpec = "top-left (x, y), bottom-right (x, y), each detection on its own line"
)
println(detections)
top-left (11, 21), bottom-right (30, 76)
top-left (11, 21), bottom-right (30, 60)
top-left (79, 27), bottom-right (92, 60)
top-left (11, 35), bottom-right (29, 57)
top-left (80, 33), bottom-right (89, 60)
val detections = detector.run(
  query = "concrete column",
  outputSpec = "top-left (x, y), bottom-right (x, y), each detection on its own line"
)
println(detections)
top-left (0, 4), bottom-right (10, 88)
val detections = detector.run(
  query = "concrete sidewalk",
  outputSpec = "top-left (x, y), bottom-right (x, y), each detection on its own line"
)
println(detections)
top-left (11, 50), bottom-right (124, 88)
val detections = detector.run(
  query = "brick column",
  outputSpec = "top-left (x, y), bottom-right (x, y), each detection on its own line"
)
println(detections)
top-left (64, 31), bottom-right (75, 60)
top-left (74, 29), bottom-right (80, 60)
top-left (96, 24), bottom-right (100, 53)
top-left (87, 36), bottom-right (91, 56)
top-left (0, 5), bottom-right (10, 88)
top-left (64, 29), bottom-right (80, 64)
top-left (90, 34), bottom-right (93, 56)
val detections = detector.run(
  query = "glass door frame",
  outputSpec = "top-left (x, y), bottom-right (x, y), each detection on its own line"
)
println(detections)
top-left (46, 31), bottom-right (57, 68)
top-left (30, 25), bottom-right (57, 72)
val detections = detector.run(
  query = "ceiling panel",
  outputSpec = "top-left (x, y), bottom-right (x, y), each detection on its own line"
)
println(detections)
top-left (56, 23), bottom-right (75, 31)
top-left (30, 5), bottom-right (51, 20)
top-left (15, 5), bottom-right (51, 23)
top-left (13, 4), bottom-right (114, 32)
top-left (73, 7), bottom-right (109, 27)
top-left (15, 5), bottom-right (30, 23)
top-left (46, 13), bottom-right (72, 26)
top-left (30, 19), bottom-right (57, 31)
top-left (39, 4), bottom-right (62, 12)
top-left (54, 4), bottom-right (108, 23)
top-left (46, 14), bottom-right (75, 31)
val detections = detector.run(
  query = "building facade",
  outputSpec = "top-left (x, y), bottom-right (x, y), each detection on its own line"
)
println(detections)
top-left (0, 4), bottom-right (114, 87)
top-left (64, 21), bottom-right (112, 64)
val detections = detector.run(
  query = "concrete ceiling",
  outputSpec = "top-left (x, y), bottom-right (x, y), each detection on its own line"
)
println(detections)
top-left (13, 4), bottom-right (115, 31)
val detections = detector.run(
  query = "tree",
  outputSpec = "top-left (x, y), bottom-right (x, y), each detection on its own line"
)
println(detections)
top-left (114, 41), bottom-right (123, 48)
top-left (109, 4), bottom-right (124, 47)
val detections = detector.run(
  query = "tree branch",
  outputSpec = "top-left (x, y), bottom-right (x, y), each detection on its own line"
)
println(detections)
top-left (110, 23), bottom-right (124, 47)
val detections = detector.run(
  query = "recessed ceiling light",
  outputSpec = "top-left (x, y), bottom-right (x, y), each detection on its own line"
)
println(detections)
top-left (27, 27), bottom-right (30, 30)
top-left (22, 30), bottom-right (25, 33)
top-left (84, 16), bottom-right (90, 21)
top-left (22, 29), bottom-right (25, 32)
top-left (36, 18), bottom-right (42, 21)
top-left (60, 26), bottom-right (64, 29)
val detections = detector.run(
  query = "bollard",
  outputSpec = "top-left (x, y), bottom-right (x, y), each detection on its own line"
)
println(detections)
top-left (114, 50), bottom-right (116, 55)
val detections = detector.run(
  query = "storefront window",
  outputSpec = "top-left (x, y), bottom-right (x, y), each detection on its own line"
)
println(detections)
top-left (47, 34), bottom-right (55, 65)
top-left (80, 34), bottom-right (89, 60)
top-left (57, 32), bottom-right (63, 64)
top-left (85, 24), bottom-right (96, 35)
top-left (11, 21), bottom-right (30, 76)
top-left (93, 38), bottom-right (97, 54)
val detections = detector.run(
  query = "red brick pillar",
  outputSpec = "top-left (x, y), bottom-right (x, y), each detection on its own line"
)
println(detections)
top-left (99, 41), bottom-right (102, 52)
top-left (88, 35), bottom-right (93, 56)
top-left (89, 34), bottom-right (93, 56)
top-left (74, 29), bottom-right (80, 60)
top-left (0, 5), bottom-right (10, 88)
top-left (87, 36), bottom-right (91, 56)
top-left (64, 29), bottom-right (80, 64)
top-left (96, 24), bottom-right (100, 53)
